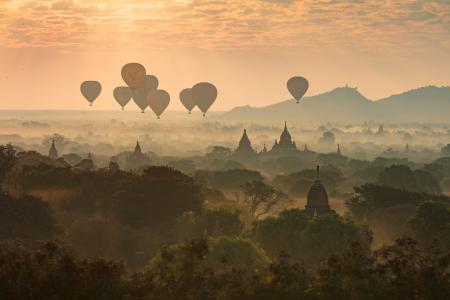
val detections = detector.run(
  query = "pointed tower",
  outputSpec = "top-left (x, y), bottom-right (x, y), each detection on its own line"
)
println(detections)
top-left (337, 144), bottom-right (342, 155)
top-left (304, 144), bottom-right (309, 152)
top-left (48, 139), bottom-right (58, 160)
top-left (128, 140), bottom-right (148, 164)
top-left (405, 143), bottom-right (410, 153)
top-left (134, 140), bottom-right (142, 155)
top-left (271, 121), bottom-right (297, 151)
top-left (279, 121), bottom-right (293, 146)
top-left (304, 166), bottom-right (333, 216)
top-left (235, 129), bottom-right (255, 154)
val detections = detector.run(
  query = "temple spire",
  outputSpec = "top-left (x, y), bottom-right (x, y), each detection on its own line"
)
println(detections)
top-left (135, 140), bottom-right (142, 154)
top-left (316, 165), bottom-right (320, 180)
top-left (49, 139), bottom-right (58, 160)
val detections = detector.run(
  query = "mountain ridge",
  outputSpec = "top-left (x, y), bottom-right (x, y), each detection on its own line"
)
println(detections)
top-left (221, 85), bottom-right (450, 122)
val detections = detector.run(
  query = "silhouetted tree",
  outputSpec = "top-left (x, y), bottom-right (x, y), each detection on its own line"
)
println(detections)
top-left (410, 201), bottom-right (450, 248)
top-left (242, 180), bottom-right (288, 219)
top-left (0, 144), bottom-right (16, 188)
top-left (111, 166), bottom-right (203, 229)
top-left (252, 209), bottom-right (371, 267)
top-left (347, 184), bottom-right (450, 220)
top-left (0, 191), bottom-right (58, 240)
top-left (377, 164), bottom-right (419, 192)
top-left (0, 242), bottom-right (125, 300)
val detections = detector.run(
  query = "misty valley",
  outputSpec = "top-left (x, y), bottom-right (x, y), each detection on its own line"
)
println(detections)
top-left (1, 109), bottom-right (450, 299)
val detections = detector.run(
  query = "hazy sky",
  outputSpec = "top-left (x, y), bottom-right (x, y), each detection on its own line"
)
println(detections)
top-left (0, 0), bottom-right (449, 110)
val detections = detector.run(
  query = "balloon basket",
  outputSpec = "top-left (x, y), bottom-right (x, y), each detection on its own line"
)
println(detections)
top-left (203, 113), bottom-right (205, 117)
top-left (90, 103), bottom-right (92, 107)
top-left (157, 116), bottom-right (160, 119)
top-left (121, 107), bottom-right (124, 111)
top-left (188, 111), bottom-right (191, 114)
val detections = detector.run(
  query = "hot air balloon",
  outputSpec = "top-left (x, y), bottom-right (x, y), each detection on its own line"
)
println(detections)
top-left (113, 86), bottom-right (133, 110)
top-left (132, 90), bottom-right (148, 113)
top-left (287, 76), bottom-right (309, 104)
top-left (137, 75), bottom-right (159, 92)
top-left (192, 82), bottom-right (217, 117)
top-left (121, 63), bottom-right (146, 88)
top-left (80, 81), bottom-right (102, 106)
top-left (147, 89), bottom-right (170, 119)
top-left (179, 88), bottom-right (195, 114)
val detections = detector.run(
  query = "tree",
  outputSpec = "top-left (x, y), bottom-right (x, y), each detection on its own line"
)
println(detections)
top-left (205, 146), bottom-right (233, 160)
top-left (0, 191), bottom-right (58, 240)
top-left (0, 144), bottom-right (16, 188)
top-left (410, 201), bottom-right (450, 248)
top-left (347, 184), bottom-right (450, 220)
top-left (0, 242), bottom-right (125, 300)
top-left (204, 169), bottom-right (264, 191)
top-left (252, 210), bottom-right (371, 268)
top-left (201, 209), bottom-right (243, 237)
top-left (111, 166), bottom-right (203, 229)
top-left (242, 180), bottom-right (289, 219)
top-left (252, 209), bottom-right (310, 256)
top-left (414, 169), bottom-right (441, 193)
top-left (377, 164), bottom-right (419, 192)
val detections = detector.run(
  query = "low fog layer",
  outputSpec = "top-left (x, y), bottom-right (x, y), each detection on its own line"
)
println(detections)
top-left (1, 110), bottom-right (450, 167)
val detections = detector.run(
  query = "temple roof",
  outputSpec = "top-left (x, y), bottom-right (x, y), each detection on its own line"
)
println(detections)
top-left (305, 166), bottom-right (332, 216)
top-left (236, 129), bottom-right (254, 153)
top-left (135, 140), bottom-right (142, 154)
top-left (49, 140), bottom-right (58, 159)
top-left (279, 121), bottom-right (292, 145)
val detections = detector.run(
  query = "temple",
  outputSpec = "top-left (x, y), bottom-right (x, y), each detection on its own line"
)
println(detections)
top-left (304, 166), bottom-right (334, 216)
top-left (74, 152), bottom-right (95, 170)
top-left (48, 140), bottom-right (58, 160)
top-left (235, 129), bottom-right (255, 154)
top-left (270, 121), bottom-right (297, 153)
top-left (127, 140), bottom-right (150, 166)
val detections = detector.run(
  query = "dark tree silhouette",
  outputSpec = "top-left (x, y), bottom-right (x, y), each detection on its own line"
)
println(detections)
top-left (242, 180), bottom-right (288, 218)
top-left (111, 166), bottom-right (203, 228)
top-left (0, 144), bottom-right (16, 188)
top-left (0, 191), bottom-right (58, 240)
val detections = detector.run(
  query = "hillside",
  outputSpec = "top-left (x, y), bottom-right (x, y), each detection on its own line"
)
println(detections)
top-left (221, 86), bottom-right (450, 123)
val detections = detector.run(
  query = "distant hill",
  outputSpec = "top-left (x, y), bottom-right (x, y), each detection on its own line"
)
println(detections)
top-left (220, 86), bottom-right (450, 123)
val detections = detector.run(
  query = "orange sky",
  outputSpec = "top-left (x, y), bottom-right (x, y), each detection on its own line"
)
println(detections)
top-left (0, 0), bottom-right (449, 110)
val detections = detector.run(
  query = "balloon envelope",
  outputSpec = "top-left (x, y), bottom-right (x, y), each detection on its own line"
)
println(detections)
top-left (113, 86), bottom-right (133, 109)
top-left (179, 88), bottom-right (195, 113)
top-left (132, 90), bottom-right (148, 113)
top-left (80, 81), bottom-right (102, 106)
top-left (287, 76), bottom-right (309, 103)
top-left (121, 63), bottom-right (146, 88)
top-left (133, 74), bottom-right (158, 99)
top-left (192, 82), bottom-right (217, 116)
top-left (147, 89), bottom-right (170, 119)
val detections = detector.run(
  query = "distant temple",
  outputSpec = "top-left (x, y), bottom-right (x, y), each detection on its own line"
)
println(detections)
top-left (48, 140), bottom-right (58, 160)
top-left (235, 129), bottom-right (255, 154)
top-left (74, 152), bottom-right (95, 170)
top-left (127, 140), bottom-right (150, 165)
top-left (270, 121), bottom-right (297, 152)
top-left (304, 166), bottom-right (334, 216)
top-left (337, 144), bottom-right (342, 155)
top-left (233, 122), bottom-right (306, 159)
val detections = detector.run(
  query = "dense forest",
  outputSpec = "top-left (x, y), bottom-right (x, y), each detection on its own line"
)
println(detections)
top-left (1, 144), bottom-right (450, 299)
